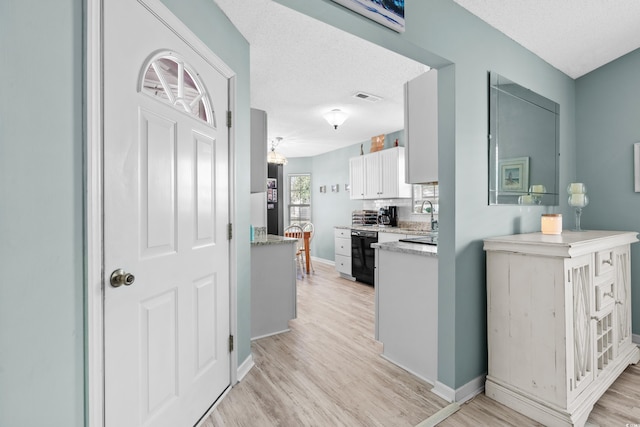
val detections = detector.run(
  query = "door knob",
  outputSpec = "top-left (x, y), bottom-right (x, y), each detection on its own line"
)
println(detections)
top-left (110, 268), bottom-right (135, 287)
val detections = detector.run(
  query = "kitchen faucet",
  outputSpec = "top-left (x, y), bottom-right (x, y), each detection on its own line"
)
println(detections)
top-left (421, 200), bottom-right (438, 231)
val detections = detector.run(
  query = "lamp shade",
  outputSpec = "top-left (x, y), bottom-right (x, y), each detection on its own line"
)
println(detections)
top-left (323, 109), bottom-right (348, 129)
top-left (267, 149), bottom-right (288, 165)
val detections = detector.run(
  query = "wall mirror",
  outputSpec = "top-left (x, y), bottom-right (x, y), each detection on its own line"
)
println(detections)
top-left (488, 71), bottom-right (560, 205)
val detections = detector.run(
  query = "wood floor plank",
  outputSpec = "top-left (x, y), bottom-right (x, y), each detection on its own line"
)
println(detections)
top-left (205, 262), bottom-right (640, 426)
top-left (205, 262), bottom-right (447, 426)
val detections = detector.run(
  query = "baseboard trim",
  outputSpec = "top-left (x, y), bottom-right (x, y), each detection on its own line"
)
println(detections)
top-left (237, 354), bottom-right (254, 382)
top-left (251, 329), bottom-right (291, 341)
top-left (312, 256), bottom-right (334, 266)
top-left (431, 374), bottom-right (486, 404)
top-left (633, 333), bottom-right (640, 345)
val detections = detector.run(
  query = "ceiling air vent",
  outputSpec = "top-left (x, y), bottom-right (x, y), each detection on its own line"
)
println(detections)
top-left (353, 91), bottom-right (383, 103)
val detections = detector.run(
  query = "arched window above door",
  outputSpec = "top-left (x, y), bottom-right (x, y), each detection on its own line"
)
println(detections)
top-left (140, 52), bottom-right (214, 126)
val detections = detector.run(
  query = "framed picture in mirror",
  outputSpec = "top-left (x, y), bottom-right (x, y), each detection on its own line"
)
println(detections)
top-left (499, 157), bottom-right (529, 194)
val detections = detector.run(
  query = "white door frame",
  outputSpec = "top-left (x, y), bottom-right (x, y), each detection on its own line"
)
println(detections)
top-left (86, 1), bottom-right (238, 425)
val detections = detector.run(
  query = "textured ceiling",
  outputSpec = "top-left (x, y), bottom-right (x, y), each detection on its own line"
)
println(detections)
top-left (214, 0), bottom-right (428, 158)
top-left (452, 0), bottom-right (640, 79)
top-left (214, 0), bottom-right (640, 158)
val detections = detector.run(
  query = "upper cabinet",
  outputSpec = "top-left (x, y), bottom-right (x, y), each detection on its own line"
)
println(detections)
top-left (404, 70), bottom-right (438, 184)
top-left (350, 147), bottom-right (411, 200)
top-left (250, 108), bottom-right (268, 193)
top-left (349, 156), bottom-right (365, 199)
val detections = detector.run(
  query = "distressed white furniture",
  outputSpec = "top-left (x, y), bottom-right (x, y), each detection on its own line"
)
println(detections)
top-left (334, 227), bottom-right (354, 280)
top-left (484, 230), bottom-right (640, 427)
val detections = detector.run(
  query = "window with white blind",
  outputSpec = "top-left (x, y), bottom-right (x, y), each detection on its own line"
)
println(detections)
top-left (288, 174), bottom-right (311, 226)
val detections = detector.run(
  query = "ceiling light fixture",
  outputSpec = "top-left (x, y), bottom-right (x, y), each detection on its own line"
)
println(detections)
top-left (323, 109), bottom-right (349, 130)
top-left (267, 137), bottom-right (288, 165)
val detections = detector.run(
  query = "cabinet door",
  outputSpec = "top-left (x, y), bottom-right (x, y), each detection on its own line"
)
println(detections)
top-left (349, 156), bottom-right (365, 199)
top-left (250, 108), bottom-right (268, 193)
top-left (565, 254), bottom-right (595, 402)
top-left (379, 148), bottom-right (399, 198)
top-left (363, 152), bottom-right (381, 198)
top-left (614, 245), bottom-right (632, 349)
top-left (404, 70), bottom-right (438, 184)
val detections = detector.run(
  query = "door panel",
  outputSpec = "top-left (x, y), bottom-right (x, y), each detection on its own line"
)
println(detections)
top-left (104, 1), bottom-right (230, 425)
top-left (140, 109), bottom-right (178, 257)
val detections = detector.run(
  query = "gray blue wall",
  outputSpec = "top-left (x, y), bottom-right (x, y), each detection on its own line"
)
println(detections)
top-left (0, 2), bottom-right (84, 426)
top-left (576, 47), bottom-right (640, 333)
top-left (276, 0), bottom-right (577, 390)
top-left (0, 1), bottom-right (249, 426)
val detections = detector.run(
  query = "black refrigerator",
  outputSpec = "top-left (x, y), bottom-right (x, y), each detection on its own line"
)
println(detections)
top-left (267, 163), bottom-right (284, 235)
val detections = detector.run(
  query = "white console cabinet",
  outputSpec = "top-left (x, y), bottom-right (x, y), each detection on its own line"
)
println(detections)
top-left (484, 230), bottom-right (639, 427)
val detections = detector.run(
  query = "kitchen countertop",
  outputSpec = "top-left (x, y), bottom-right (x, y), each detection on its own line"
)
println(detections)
top-left (372, 241), bottom-right (438, 257)
top-left (251, 234), bottom-right (297, 246)
top-left (335, 225), bottom-right (435, 236)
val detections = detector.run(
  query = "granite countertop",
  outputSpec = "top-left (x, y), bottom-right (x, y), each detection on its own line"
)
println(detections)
top-left (251, 234), bottom-right (297, 246)
top-left (372, 241), bottom-right (438, 257)
top-left (335, 225), bottom-right (435, 236)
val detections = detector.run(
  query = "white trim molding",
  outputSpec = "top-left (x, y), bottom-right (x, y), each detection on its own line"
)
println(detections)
top-left (431, 374), bottom-right (486, 404)
top-left (311, 256), bottom-right (334, 266)
top-left (237, 354), bottom-right (255, 382)
top-left (633, 333), bottom-right (640, 345)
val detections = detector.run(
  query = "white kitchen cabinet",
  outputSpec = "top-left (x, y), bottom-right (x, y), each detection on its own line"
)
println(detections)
top-left (350, 147), bottom-right (411, 200)
top-left (334, 228), bottom-right (354, 280)
top-left (404, 70), bottom-right (438, 184)
top-left (349, 156), bottom-right (365, 199)
top-left (250, 108), bottom-right (268, 193)
top-left (484, 230), bottom-right (639, 427)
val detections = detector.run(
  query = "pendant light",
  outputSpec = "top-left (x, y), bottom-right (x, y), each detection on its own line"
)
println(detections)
top-left (267, 137), bottom-right (288, 165)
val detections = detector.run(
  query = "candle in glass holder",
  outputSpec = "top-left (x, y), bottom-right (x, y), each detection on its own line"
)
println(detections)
top-left (568, 182), bottom-right (586, 194)
top-left (529, 185), bottom-right (546, 194)
top-left (518, 195), bottom-right (534, 205)
top-left (541, 214), bottom-right (562, 235)
top-left (569, 193), bottom-right (588, 207)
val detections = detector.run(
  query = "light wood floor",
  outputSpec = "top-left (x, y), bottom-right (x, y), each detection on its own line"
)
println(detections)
top-left (203, 262), bottom-right (640, 427)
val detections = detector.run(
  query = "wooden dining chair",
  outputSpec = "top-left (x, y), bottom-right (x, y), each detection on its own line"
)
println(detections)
top-left (284, 224), bottom-right (305, 278)
top-left (301, 222), bottom-right (315, 274)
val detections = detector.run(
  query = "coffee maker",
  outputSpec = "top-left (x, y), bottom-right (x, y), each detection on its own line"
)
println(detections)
top-left (377, 206), bottom-right (398, 227)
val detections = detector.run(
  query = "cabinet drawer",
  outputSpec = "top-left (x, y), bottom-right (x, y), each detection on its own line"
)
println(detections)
top-left (335, 228), bottom-right (351, 239)
top-left (595, 279), bottom-right (615, 313)
top-left (595, 249), bottom-right (615, 277)
top-left (335, 254), bottom-right (352, 275)
top-left (335, 237), bottom-right (351, 257)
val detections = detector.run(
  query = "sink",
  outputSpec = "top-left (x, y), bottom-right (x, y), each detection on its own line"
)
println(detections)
top-left (398, 236), bottom-right (438, 246)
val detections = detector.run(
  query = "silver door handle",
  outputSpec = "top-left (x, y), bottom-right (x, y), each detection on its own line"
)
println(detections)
top-left (110, 268), bottom-right (135, 287)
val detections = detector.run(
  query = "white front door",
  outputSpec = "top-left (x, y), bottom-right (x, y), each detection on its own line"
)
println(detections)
top-left (103, 1), bottom-right (230, 425)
